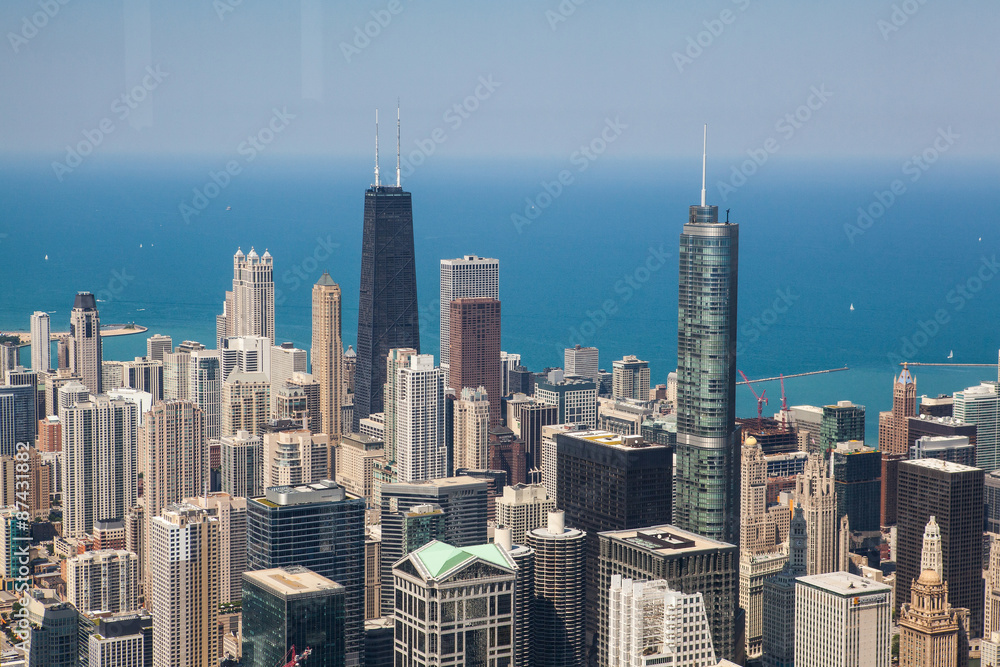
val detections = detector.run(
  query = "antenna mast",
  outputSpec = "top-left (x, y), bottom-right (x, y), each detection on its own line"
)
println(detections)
top-left (396, 99), bottom-right (401, 187)
top-left (701, 124), bottom-right (707, 206)
top-left (374, 109), bottom-right (380, 187)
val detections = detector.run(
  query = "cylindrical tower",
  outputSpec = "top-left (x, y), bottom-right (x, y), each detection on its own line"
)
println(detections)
top-left (526, 511), bottom-right (586, 667)
top-left (498, 526), bottom-right (535, 667)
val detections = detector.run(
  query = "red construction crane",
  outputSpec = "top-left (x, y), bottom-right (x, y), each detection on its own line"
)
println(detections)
top-left (738, 369), bottom-right (768, 421)
top-left (279, 647), bottom-right (312, 667)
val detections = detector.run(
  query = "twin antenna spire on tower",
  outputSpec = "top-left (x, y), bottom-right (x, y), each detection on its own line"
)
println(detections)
top-left (374, 101), bottom-right (402, 188)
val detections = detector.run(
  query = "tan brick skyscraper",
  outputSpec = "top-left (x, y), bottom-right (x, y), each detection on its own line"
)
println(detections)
top-left (449, 298), bottom-right (501, 426)
top-left (312, 273), bottom-right (344, 442)
top-left (879, 364), bottom-right (917, 455)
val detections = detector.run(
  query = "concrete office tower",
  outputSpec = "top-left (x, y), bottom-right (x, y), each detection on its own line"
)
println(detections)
top-left (612, 355), bottom-right (650, 401)
top-left (439, 255), bottom-right (500, 375)
top-left (221, 371), bottom-right (270, 437)
top-left (242, 566), bottom-right (346, 667)
top-left (220, 335), bottom-right (271, 383)
top-left (898, 515), bottom-right (968, 667)
top-left (382, 347), bottom-right (419, 476)
top-left (879, 364), bottom-right (917, 456)
top-left (565, 344), bottom-right (599, 381)
top-left (954, 381), bottom-right (1000, 471)
top-left (987, 539), bottom-right (1000, 639)
top-left (60, 388), bottom-right (139, 538)
top-left (794, 452), bottom-right (839, 575)
top-left (674, 152), bottom-right (740, 544)
top-left (336, 432), bottom-right (384, 504)
top-left (274, 371), bottom-right (322, 433)
top-left (150, 503), bottom-right (220, 667)
top-left (24, 588), bottom-right (79, 667)
top-left (122, 356), bottom-right (164, 401)
top-left (220, 430), bottom-right (263, 499)
top-left (608, 575), bottom-right (718, 667)
top-left (896, 459), bottom-right (984, 635)
top-left (500, 351), bottom-right (520, 397)
top-left (162, 340), bottom-right (203, 400)
top-left (102, 360), bottom-right (126, 391)
top-left (392, 540), bottom-right (516, 667)
top-left (597, 525), bottom-right (740, 665)
top-left (312, 272), bottom-right (344, 440)
top-left (146, 333), bottom-right (172, 362)
top-left (184, 493), bottom-right (247, 604)
top-left (0, 342), bottom-right (17, 379)
top-left (30, 311), bottom-right (50, 372)
top-left (506, 394), bottom-right (559, 470)
top-left (188, 349), bottom-right (221, 440)
top-left (496, 483), bottom-right (555, 544)
top-left (69, 292), bottom-right (103, 395)
top-left (394, 354), bottom-right (447, 483)
top-left (820, 400), bottom-right (866, 451)
top-left (263, 429), bottom-right (329, 488)
top-left (217, 247), bottom-right (275, 347)
top-left (270, 341), bottom-right (306, 406)
top-left (453, 386), bottom-right (489, 471)
top-left (526, 511), bottom-right (587, 667)
top-left (555, 429), bottom-right (673, 638)
top-left (65, 549), bottom-right (139, 613)
top-left (449, 298), bottom-right (502, 425)
top-left (379, 477), bottom-right (489, 612)
top-left (911, 435), bottom-right (976, 466)
top-left (535, 376), bottom-right (598, 427)
top-left (794, 572), bottom-right (891, 667)
top-left (762, 505), bottom-right (808, 667)
top-left (81, 610), bottom-right (153, 667)
top-left (246, 480), bottom-right (365, 666)
top-left (355, 147), bottom-right (421, 429)
top-left (142, 401), bottom-right (208, 587)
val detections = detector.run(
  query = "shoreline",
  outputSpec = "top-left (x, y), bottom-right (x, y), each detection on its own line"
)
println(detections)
top-left (2, 325), bottom-right (149, 347)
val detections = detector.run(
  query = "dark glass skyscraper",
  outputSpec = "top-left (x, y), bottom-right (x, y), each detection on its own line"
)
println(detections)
top-left (354, 126), bottom-right (420, 429)
top-left (674, 130), bottom-right (741, 544)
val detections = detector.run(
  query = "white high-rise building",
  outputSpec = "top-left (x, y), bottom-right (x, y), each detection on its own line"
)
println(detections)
top-left (608, 575), bottom-right (718, 667)
top-left (61, 386), bottom-right (139, 538)
top-left (217, 247), bottom-right (275, 347)
top-left (66, 549), bottom-right (140, 613)
top-left (30, 311), bottom-right (50, 372)
top-left (394, 355), bottom-right (447, 483)
top-left (496, 483), bottom-right (555, 545)
top-left (220, 371), bottom-right (270, 437)
top-left (146, 334), bottom-right (173, 362)
top-left (794, 572), bottom-right (892, 667)
top-left (794, 452), bottom-right (838, 575)
top-left (220, 335), bottom-right (272, 383)
top-left (954, 382), bottom-right (1000, 471)
top-left (439, 255), bottom-right (499, 374)
top-left (500, 351), bottom-right (521, 397)
top-left (564, 345), bottom-right (599, 381)
top-left (453, 386), bottom-right (489, 471)
top-left (162, 340), bottom-right (205, 401)
top-left (263, 429), bottom-right (330, 488)
top-left (150, 503), bottom-right (220, 667)
top-left (270, 342), bottom-right (307, 414)
top-left (612, 355), bottom-right (650, 401)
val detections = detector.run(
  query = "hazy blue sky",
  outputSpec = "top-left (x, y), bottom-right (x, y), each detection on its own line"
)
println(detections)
top-left (1, 0), bottom-right (997, 160)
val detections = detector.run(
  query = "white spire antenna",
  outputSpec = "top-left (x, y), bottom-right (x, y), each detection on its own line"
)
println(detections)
top-left (701, 124), bottom-right (707, 206)
top-left (396, 99), bottom-right (401, 187)
top-left (374, 109), bottom-right (380, 187)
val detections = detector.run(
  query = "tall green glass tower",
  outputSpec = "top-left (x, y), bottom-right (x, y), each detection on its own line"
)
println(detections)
top-left (674, 127), bottom-right (741, 544)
